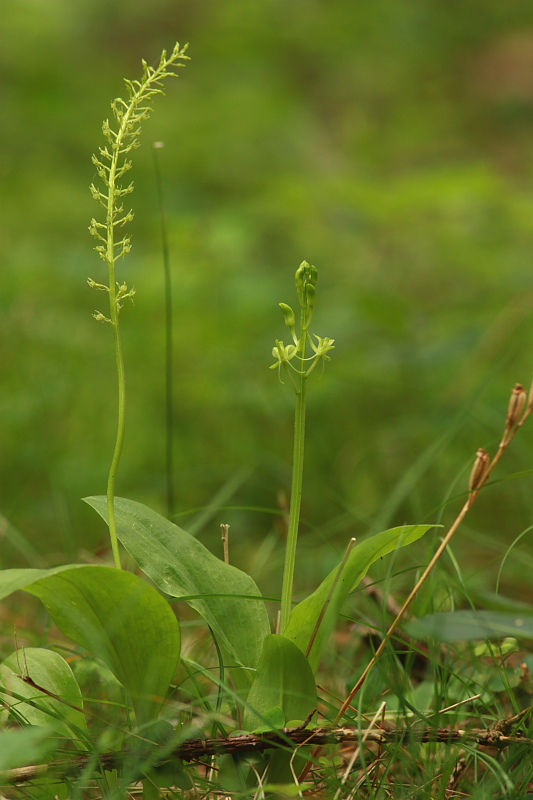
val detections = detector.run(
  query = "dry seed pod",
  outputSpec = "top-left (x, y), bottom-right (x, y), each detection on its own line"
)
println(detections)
top-left (469, 448), bottom-right (491, 492)
top-left (505, 383), bottom-right (527, 432)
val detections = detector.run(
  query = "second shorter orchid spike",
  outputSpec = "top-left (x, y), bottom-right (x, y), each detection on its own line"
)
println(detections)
top-left (469, 448), bottom-right (491, 493)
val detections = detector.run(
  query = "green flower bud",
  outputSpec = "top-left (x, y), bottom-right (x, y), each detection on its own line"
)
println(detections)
top-left (295, 261), bottom-right (318, 287)
top-left (305, 283), bottom-right (316, 310)
top-left (279, 302), bottom-right (296, 329)
top-left (295, 261), bottom-right (309, 288)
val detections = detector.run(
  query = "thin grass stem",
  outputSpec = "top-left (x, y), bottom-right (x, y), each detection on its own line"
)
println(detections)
top-left (152, 142), bottom-right (175, 519)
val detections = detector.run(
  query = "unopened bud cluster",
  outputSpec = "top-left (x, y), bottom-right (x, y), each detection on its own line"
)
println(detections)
top-left (295, 260), bottom-right (318, 328)
top-left (271, 262), bottom-right (334, 385)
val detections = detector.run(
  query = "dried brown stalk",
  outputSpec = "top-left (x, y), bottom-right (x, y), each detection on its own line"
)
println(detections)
top-left (2, 718), bottom-right (531, 787)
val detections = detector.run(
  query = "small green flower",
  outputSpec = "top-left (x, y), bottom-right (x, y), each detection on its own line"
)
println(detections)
top-left (305, 334), bottom-right (335, 376)
top-left (92, 311), bottom-right (112, 324)
top-left (270, 339), bottom-right (299, 383)
top-left (87, 277), bottom-right (109, 292)
top-left (270, 340), bottom-right (298, 368)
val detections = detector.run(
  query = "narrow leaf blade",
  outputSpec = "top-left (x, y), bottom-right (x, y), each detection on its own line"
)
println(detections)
top-left (406, 610), bottom-right (533, 642)
top-left (284, 524), bottom-right (434, 672)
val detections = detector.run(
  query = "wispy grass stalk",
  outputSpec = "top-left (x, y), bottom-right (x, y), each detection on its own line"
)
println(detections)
top-left (152, 141), bottom-right (175, 519)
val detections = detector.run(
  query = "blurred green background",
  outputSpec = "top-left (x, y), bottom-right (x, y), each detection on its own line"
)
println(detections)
top-left (2, 0), bottom-right (533, 600)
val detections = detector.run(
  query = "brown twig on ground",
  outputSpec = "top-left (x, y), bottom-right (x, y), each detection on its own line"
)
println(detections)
top-left (2, 718), bottom-right (531, 786)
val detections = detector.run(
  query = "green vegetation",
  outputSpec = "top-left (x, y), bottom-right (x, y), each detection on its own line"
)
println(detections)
top-left (2, 4), bottom-right (533, 797)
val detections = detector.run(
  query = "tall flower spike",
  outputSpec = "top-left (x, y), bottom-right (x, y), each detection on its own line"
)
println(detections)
top-left (88, 44), bottom-right (189, 571)
top-left (89, 42), bottom-right (189, 306)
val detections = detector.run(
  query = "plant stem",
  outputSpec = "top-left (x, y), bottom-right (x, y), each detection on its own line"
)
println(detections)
top-left (107, 307), bottom-right (126, 570)
top-left (104, 116), bottom-right (126, 569)
top-left (280, 322), bottom-right (308, 633)
top-left (105, 287), bottom-right (124, 570)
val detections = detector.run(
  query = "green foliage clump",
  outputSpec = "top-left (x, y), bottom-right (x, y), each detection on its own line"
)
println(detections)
top-left (1, 24), bottom-right (533, 800)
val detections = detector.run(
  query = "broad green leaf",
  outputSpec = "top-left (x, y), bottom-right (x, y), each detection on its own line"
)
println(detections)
top-left (243, 634), bottom-right (317, 731)
top-left (0, 727), bottom-right (56, 771)
top-left (406, 610), bottom-right (533, 642)
top-left (125, 720), bottom-right (193, 790)
top-left (284, 524), bottom-right (434, 673)
top-left (242, 635), bottom-right (317, 788)
top-left (0, 565), bottom-right (180, 724)
top-left (0, 565), bottom-right (84, 601)
top-left (0, 647), bottom-right (88, 744)
top-left (252, 706), bottom-right (286, 732)
top-left (84, 496), bottom-right (270, 677)
top-left (471, 591), bottom-right (533, 614)
top-left (27, 566), bottom-right (180, 724)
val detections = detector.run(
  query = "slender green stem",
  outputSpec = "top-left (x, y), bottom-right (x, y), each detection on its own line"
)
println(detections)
top-left (104, 120), bottom-right (125, 569)
top-left (106, 311), bottom-right (126, 570)
top-left (280, 320), bottom-right (308, 633)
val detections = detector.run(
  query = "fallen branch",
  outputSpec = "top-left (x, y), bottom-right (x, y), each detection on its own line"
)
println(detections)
top-left (2, 718), bottom-right (531, 786)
